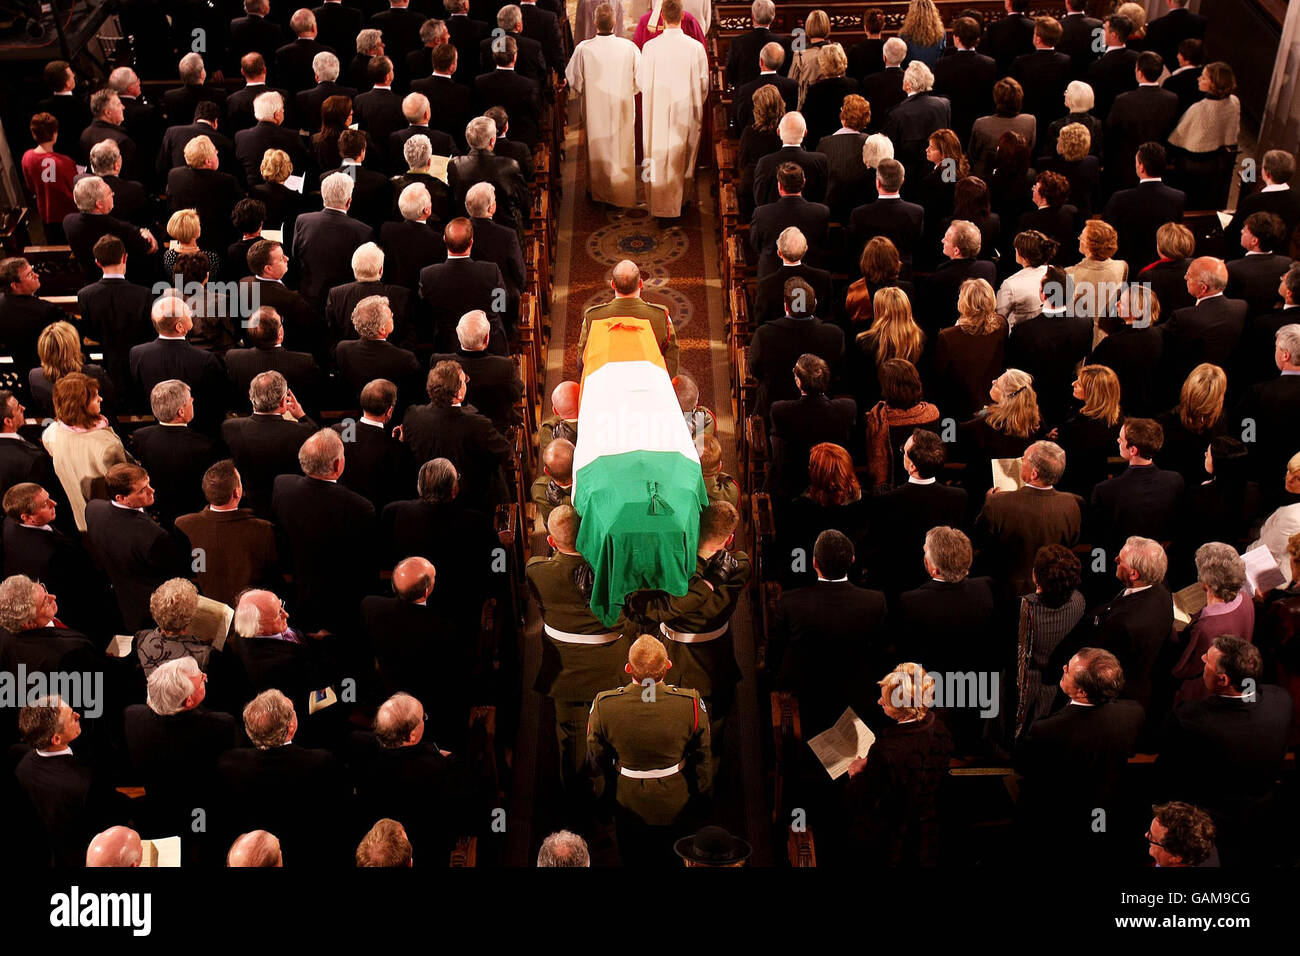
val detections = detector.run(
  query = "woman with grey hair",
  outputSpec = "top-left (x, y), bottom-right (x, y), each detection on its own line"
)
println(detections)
top-left (136, 578), bottom-right (218, 677)
top-left (1173, 542), bottom-right (1254, 704)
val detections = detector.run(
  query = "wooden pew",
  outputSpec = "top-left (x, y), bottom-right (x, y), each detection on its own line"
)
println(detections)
top-left (449, 836), bottom-right (478, 866)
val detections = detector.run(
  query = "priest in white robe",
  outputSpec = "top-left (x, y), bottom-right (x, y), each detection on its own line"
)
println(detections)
top-left (635, 0), bottom-right (709, 222)
top-left (566, 3), bottom-right (641, 208)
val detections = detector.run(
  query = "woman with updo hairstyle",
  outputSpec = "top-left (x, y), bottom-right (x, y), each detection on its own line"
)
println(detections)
top-left (250, 147), bottom-right (305, 235)
top-left (312, 93), bottom-right (353, 170)
top-left (987, 130), bottom-right (1037, 241)
top-left (1018, 170), bottom-right (1077, 265)
top-left (1168, 61), bottom-right (1240, 209)
top-left (802, 43), bottom-right (858, 146)
top-left (935, 277), bottom-right (1007, 420)
top-left (996, 230), bottom-right (1059, 326)
top-left (1015, 544), bottom-right (1085, 738)
top-left (845, 660), bottom-right (953, 865)
top-left (1175, 436), bottom-right (1253, 580)
top-left (865, 358), bottom-right (940, 492)
top-left (969, 78), bottom-right (1036, 177)
top-left (41, 371), bottom-right (133, 531)
top-left (738, 84), bottom-right (786, 220)
top-left (1037, 122), bottom-right (1100, 219)
top-left (1067, 219), bottom-right (1128, 337)
top-left (1157, 363), bottom-right (1229, 488)
top-left (1048, 364), bottom-right (1122, 496)
top-left (136, 578), bottom-right (212, 676)
top-left (28, 320), bottom-right (114, 419)
top-left (777, 442), bottom-right (871, 588)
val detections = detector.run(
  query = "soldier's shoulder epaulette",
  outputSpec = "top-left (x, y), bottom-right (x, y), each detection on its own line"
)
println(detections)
top-left (663, 684), bottom-right (701, 699)
top-left (593, 685), bottom-right (630, 703)
top-left (525, 555), bottom-right (551, 571)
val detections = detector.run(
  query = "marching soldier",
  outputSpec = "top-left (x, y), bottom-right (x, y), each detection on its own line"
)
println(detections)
top-left (628, 502), bottom-right (749, 779)
top-left (527, 505), bottom-right (631, 794)
top-left (674, 372), bottom-right (717, 439)
top-left (538, 380), bottom-right (579, 451)
top-left (697, 434), bottom-right (739, 509)
top-left (579, 259), bottom-right (680, 377)
top-left (530, 438), bottom-right (574, 524)
top-left (587, 634), bottom-right (712, 866)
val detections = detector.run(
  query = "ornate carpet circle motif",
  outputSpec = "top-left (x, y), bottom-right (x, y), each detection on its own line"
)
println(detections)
top-left (585, 207), bottom-right (690, 269)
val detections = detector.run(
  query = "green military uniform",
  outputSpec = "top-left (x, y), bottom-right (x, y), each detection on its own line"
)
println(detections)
top-left (529, 474), bottom-right (572, 524)
top-left (537, 414), bottom-right (577, 453)
top-left (527, 550), bottom-right (632, 789)
top-left (704, 471), bottom-right (739, 509)
top-left (580, 296), bottom-right (680, 377)
top-left (587, 679), bottom-right (711, 864)
top-left (684, 404), bottom-right (716, 439)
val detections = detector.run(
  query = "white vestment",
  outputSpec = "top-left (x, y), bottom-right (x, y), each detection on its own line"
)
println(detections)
top-left (566, 33), bottom-right (641, 207)
top-left (682, 0), bottom-right (711, 34)
top-left (636, 27), bottom-right (709, 217)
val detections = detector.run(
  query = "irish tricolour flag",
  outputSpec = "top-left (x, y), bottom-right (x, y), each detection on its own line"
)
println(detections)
top-left (574, 317), bottom-right (709, 625)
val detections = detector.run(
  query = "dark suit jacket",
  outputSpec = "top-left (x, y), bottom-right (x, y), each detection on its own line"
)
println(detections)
top-left (235, 121), bottom-right (309, 185)
top-left (753, 146), bottom-right (829, 208)
top-left (755, 263), bottom-right (832, 324)
top-left (130, 424), bottom-right (221, 528)
top-left (319, 162), bottom-right (393, 229)
top-left (917, 258), bottom-right (998, 334)
top-left (272, 474), bottom-right (377, 631)
top-left (750, 195), bottom-right (831, 277)
top-left (348, 732), bottom-right (476, 851)
top-left (175, 506), bottom-right (280, 607)
top-left (62, 212), bottom-right (151, 282)
top-left (896, 576), bottom-right (997, 674)
top-left (1224, 186), bottom-right (1300, 256)
top-left (748, 316), bottom-right (845, 416)
top-left (1089, 324), bottom-right (1165, 417)
top-left (1086, 584), bottom-right (1174, 708)
top-left (931, 50), bottom-right (997, 143)
top-left (870, 482), bottom-right (970, 594)
top-left (313, 3), bottom-right (366, 62)
top-left (334, 338), bottom-right (422, 405)
top-left (1145, 7), bottom-right (1208, 71)
top-left (371, 6), bottom-right (431, 86)
top-left (166, 166), bottom-right (243, 247)
top-left (337, 420), bottom-right (414, 510)
top-left (1106, 85), bottom-right (1181, 187)
top-left (520, 1), bottom-right (564, 74)
top-left (474, 68), bottom-right (542, 147)
top-left (128, 338), bottom-right (227, 434)
top-left (95, 174), bottom-right (152, 227)
top-left (295, 80), bottom-right (359, 132)
top-left (446, 148), bottom-right (530, 229)
top-left (0, 294), bottom-right (65, 373)
top-left (1090, 464), bottom-right (1185, 553)
top-left (1236, 374), bottom-right (1300, 490)
top-left (1, 520), bottom-right (99, 626)
top-left (732, 73), bottom-right (798, 132)
top-left (1085, 46), bottom-right (1140, 117)
top-left (469, 216), bottom-right (525, 294)
top-left (1140, 256), bottom-right (1196, 316)
top-left (157, 121), bottom-right (240, 181)
top-left (446, 14), bottom-right (490, 86)
top-left (354, 86), bottom-right (408, 155)
top-left (275, 37), bottom-right (338, 94)
top-left (1005, 309), bottom-right (1093, 424)
top-left (83, 498), bottom-right (182, 630)
top-left (974, 485), bottom-right (1084, 599)
top-left (326, 278), bottom-right (416, 348)
top-left (410, 73), bottom-right (475, 151)
top-left (380, 497), bottom-right (499, 609)
top-left (418, 257), bottom-right (509, 350)
top-left (1162, 295), bottom-right (1248, 386)
top-left (361, 594), bottom-right (476, 704)
top-left (78, 121), bottom-right (139, 178)
top-left (726, 27), bottom-right (791, 87)
top-left (1103, 180), bottom-right (1185, 270)
top-left (14, 749), bottom-right (124, 867)
top-left (76, 276), bottom-right (154, 392)
top-left (430, 348), bottom-right (523, 431)
top-left (228, 83), bottom-right (293, 134)
top-left (846, 36), bottom-right (885, 84)
top-left (220, 413), bottom-right (318, 517)
top-left (290, 208), bottom-right (375, 308)
top-left (849, 197), bottom-right (925, 268)
top-left (224, 346), bottom-right (323, 412)
top-left (768, 392), bottom-right (855, 497)
top-left (881, 91), bottom-right (952, 172)
top-left (1010, 49), bottom-right (1072, 133)
top-left (230, 14), bottom-right (283, 65)
top-left (979, 12), bottom-right (1035, 74)
top-left (1058, 13), bottom-right (1104, 76)
top-left (859, 67), bottom-right (905, 133)
top-left (35, 93), bottom-right (92, 162)
top-left (1226, 253), bottom-right (1292, 317)
top-left (477, 32), bottom-right (548, 87)
top-left (400, 402), bottom-right (511, 509)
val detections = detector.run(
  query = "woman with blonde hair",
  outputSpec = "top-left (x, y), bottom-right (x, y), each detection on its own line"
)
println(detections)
top-left (739, 84), bottom-right (787, 218)
top-left (958, 368), bottom-right (1041, 492)
top-left (789, 9), bottom-right (831, 108)
top-left (1049, 364), bottom-right (1123, 494)
top-left (1067, 219), bottom-right (1128, 340)
top-left (40, 371), bottom-right (133, 531)
top-left (898, 0), bottom-right (946, 66)
top-left (802, 43), bottom-right (858, 145)
top-left (1168, 62), bottom-right (1240, 208)
top-left (1157, 363), bottom-right (1228, 486)
top-left (1037, 122), bottom-right (1100, 218)
top-left (1139, 221), bottom-right (1197, 313)
top-left (250, 147), bottom-right (304, 234)
top-left (935, 277), bottom-right (1007, 420)
top-left (162, 207), bottom-right (221, 278)
top-left (28, 320), bottom-right (115, 418)
top-left (853, 284), bottom-right (925, 407)
top-left (846, 660), bottom-right (952, 865)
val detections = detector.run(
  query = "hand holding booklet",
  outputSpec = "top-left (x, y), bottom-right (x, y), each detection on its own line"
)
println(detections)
top-left (808, 708), bottom-right (876, 780)
top-left (1172, 582), bottom-right (1207, 632)
top-left (1242, 545), bottom-right (1286, 595)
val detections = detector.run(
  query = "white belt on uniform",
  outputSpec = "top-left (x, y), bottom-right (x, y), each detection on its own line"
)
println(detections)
top-left (660, 622), bottom-right (728, 644)
top-left (619, 762), bottom-right (683, 779)
top-left (544, 623), bottom-right (622, 645)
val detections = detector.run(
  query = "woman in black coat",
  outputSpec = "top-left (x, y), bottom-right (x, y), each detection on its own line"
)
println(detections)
top-left (1048, 364), bottom-right (1123, 497)
top-left (737, 85), bottom-right (785, 221)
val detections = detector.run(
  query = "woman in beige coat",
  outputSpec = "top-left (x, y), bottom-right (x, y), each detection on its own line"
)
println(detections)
top-left (1067, 220), bottom-right (1128, 347)
top-left (41, 371), bottom-right (133, 531)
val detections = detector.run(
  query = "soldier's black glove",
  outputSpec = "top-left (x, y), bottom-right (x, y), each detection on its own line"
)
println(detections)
top-left (572, 562), bottom-right (594, 600)
top-left (703, 549), bottom-right (739, 589)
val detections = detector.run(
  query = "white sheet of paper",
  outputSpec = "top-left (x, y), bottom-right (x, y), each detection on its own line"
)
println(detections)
top-left (1172, 582), bottom-right (1207, 632)
top-left (807, 708), bottom-right (875, 780)
top-left (262, 229), bottom-right (283, 244)
top-left (106, 634), bottom-right (133, 658)
top-left (191, 596), bottom-right (233, 652)
top-left (1243, 544), bottom-right (1287, 595)
top-left (141, 836), bottom-right (181, 867)
top-left (992, 458), bottom-right (1023, 493)
top-left (284, 174), bottom-right (305, 194)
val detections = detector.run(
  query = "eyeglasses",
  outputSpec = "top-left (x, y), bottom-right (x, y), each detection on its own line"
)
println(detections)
top-left (1144, 830), bottom-right (1165, 849)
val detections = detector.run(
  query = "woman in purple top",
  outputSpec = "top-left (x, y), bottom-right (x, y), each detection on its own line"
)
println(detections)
top-left (1174, 542), bottom-right (1255, 704)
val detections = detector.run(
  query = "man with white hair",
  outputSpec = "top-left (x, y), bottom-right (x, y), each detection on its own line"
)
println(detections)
top-left (227, 589), bottom-right (330, 704)
top-left (130, 379), bottom-right (221, 526)
top-left (567, 3), bottom-right (641, 209)
top-left (122, 657), bottom-right (239, 861)
top-left (235, 89), bottom-right (309, 183)
top-left (390, 92), bottom-right (455, 172)
top-left (229, 52), bottom-right (293, 135)
top-left (219, 367), bottom-right (317, 518)
top-left (162, 53), bottom-right (228, 128)
top-left (477, 4), bottom-right (549, 86)
top-left (724, 0), bottom-right (788, 88)
top-left (107, 65), bottom-right (164, 165)
top-left (636, 0), bottom-right (709, 224)
top-left (295, 50), bottom-right (357, 130)
top-left (537, 830), bottom-right (592, 866)
top-left (165, 135), bottom-right (242, 246)
top-left (371, 186), bottom-right (445, 293)
top-left (447, 116), bottom-right (530, 230)
top-left (275, 7), bottom-right (336, 94)
top-left (881, 60), bottom-right (951, 176)
top-left (291, 171), bottom-right (375, 309)
top-left (754, 225), bottom-right (831, 323)
top-left (431, 310), bottom-right (523, 430)
top-left (129, 294), bottom-right (225, 434)
top-left (464, 181), bottom-right (525, 295)
top-left (61, 177), bottom-right (158, 277)
top-left (87, 826), bottom-right (144, 867)
top-left (326, 240), bottom-right (417, 341)
top-left (335, 295), bottom-right (421, 401)
top-left (860, 35), bottom-right (908, 131)
top-left (80, 88), bottom-right (142, 182)
top-left (156, 99), bottom-right (238, 181)
top-left (751, 111), bottom-right (829, 207)
top-left (273, 428), bottom-right (379, 637)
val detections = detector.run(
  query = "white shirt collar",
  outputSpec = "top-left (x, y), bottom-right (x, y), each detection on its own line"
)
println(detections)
top-left (36, 747), bottom-right (74, 756)
top-left (209, 503), bottom-right (240, 512)
top-left (816, 575), bottom-right (850, 583)
top-left (158, 333), bottom-right (187, 340)
top-left (877, 191), bottom-right (900, 199)
top-left (908, 475), bottom-right (936, 485)
top-left (0, 432), bottom-right (24, 439)
top-left (1263, 183), bottom-right (1290, 193)
top-left (1198, 292), bottom-right (1224, 302)
top-left (110, 500), bottom-right (145, 513)
top-left (359, 416), bottom-right (385, 428)
top-left (159, 421), bottom-right (187, 427)
top-left (1067, 699), bottom-right (1095, 707)
top-left (1025, 480), bottom-right (1053, 490)
top-left (101, 273), bottom-right (126, 279)
top-left (1124, 584), bottom-right (1153, 596)
top-left (1138, 176), bottom-right (1163, 183)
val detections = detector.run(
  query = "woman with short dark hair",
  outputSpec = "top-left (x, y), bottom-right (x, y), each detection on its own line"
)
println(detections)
top-left (1014, 544), bottom-right (1085, 739)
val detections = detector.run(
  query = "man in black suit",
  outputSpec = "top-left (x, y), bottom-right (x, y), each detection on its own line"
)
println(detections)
top-left (37, 61), bottom-right (92, 163)
top-left (1102, 143), bottom-right (1185, 270)
top-left (406, 17), bottom-right (447, 82)
top-left (419, 217), bottom-right (512, 349)
top-left (477, 6), bottom-right (548, 87)
top-left (0, 394), bottom-right (53, 499)
top-left (273, 428), bottom-right (379, 635)
top-left (401, 360), bottom-right (512, 510)
top-left (871, 432), bottom-right (969, 596)
top-left (350, 27), bottom-right (385, 91)
top-left (225, 308), bottom-right (323, 413)
top-left (933, 17), bottom-right (996, 145)
top-left (327, 240), bottom-right (418, 345)
top-left (222, 370), bottom-right (317, 518)
top-left (848, 159), bottom-right (924, 273)
top-left (321, 131), bottom-right (395, 231)
top-left (1226, 212), bottom-right (1293, 316)
top-left (218, 689), bottom-right (351, 866)
top-left (161, 53), bottom-right (228, 126)
top-left (1224, 150), bottom-right (1300, 255)
top-left (291, 172), bottom-right (376, 311)
top-left (230, 0), bottom-right (284, 69)
top-left (430, 310), bottom-right (523, 431)
top-left (63, 176), bottom-right (159, 282)
top-left (1162, 256), bottom-right (1248, 386)
top-left (355, 57), bottom-right (409, 153)
top-left (228, 54), bottom-right (294, 136)
top-left (445, 0), bottom-right (489, 86)
top-left (76, 236), bottom-right (154, 394)
top-left (1237, 264), bottom-right (1300, 387)
top-left (82, 139), bottom-right (152, 228)
top-left (239, 239), bottom-right (323, 358)
top-left (728, 1), bottom-right (791, 87)
top-left (732, 43), bottom-right (797, 132)
top-left (1091, 419), bottom-right (1184, 558)
top-left (918, 221), bottom-right (998, 334)
top-left (519, 0), bottom-right (563, 77)
top-left (752, 112), bottom-right (828, 208)
top-left (1235, 323), bottom-right (1300, 500)
top-left (131, 380), bottom-right (221, 528)
top-left (313, 1), bottom-right (365, 62)
top-left (336, 379), bottom-right (414, 510)
top-left (845, 9), bottom-right (885, 85)
top-left (129, 295), bottom-right (227, 434)
top-left (754, 226), bottom-right (831, 323)
top-left (1144, 0), bottom-right (1207, 72)
top-left (979, 0), bottom-right (1036, 74)
top-left (107, 66), bottom-right (163, 169)
top-left (0, 257), bottom-right (66, 373)
top-left (748, 278), bottom-right (845, 418)
top-left (474, 36), bottom-right (542, 148)
top-left (411, 43), bottom-right (475, 151)
top-left (79, 89), bottom-right (140, 181)
top-left (1156, 636), bottom-right (1292, 865)
top-left (275, 8), bottom-right (337, 95)
top-left (295, 51), bottom-right (358, 132)
top-left (166, 134), bottom-right (244, 249)
top-left (84, 464), bottom-right (183, 630)
top-left (750, 165), bottom-right (831, 278)
top-left (767, 353), bottom-right (854, 497)
top-left (388, 95), bottom-right (458, 178)
top-left (234, 91), bottom-right (309, 185)
top-left (1, 482), bottom-right (103, 630)
top-left (1005, 266), bottom-right (1092, 425)
top-left (769, 530), bottom-right (887, 733)
top-left (371, 0), bottom-right (430, 90)
top-left (1161, 38), bottom-right (1205, 116)
top-left (335, 295), bottom-right (422, 405)
top-left (1015, 647), bottom-right (1144, 860)
top-left (1106, 53), bottom-right (1181, 190)
top-left (156, 102), bottom-right (240, 183)
top-left (464, 183), bottom-right (525, 298)
top-left (1085, 14), bottom-right (1140, 118)
top-left (1010, 18), bottom-right (1072, 138)
top-left (859, 37), bottom-right (907, 134)
top-left (1058, 0), bottom-right (1102, 77)
top-left (881, 62), bottom-right (952, 179)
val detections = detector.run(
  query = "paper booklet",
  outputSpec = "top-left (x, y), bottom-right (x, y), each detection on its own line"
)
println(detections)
top-left (107, 634), bottom-right (134, 658)
top-left (808, 708), bottom-right (876, 780)
top-left (140, 836), bottom-right (181, 867)
top-left (1172, 582), bottom-right (1208, 632)
top-left (1243, 545), bottom-right (1287, 595)
top-left (191, 596), bottom-right (233, 652)
top-left (992, 458), bottom-right (1024, 493)
top-left (284, 173), bottom-right (305, 194)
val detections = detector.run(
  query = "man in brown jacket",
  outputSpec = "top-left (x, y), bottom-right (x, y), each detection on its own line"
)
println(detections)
top-left (175, 459), bottom-right (278, 607)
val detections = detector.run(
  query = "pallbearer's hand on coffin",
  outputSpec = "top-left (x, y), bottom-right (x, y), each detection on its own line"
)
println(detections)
top-left (704, 549), bottom-right (741, 588)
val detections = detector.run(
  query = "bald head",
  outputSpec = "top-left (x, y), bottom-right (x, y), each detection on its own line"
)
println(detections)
top-left (232, 588), bottom-right (282, 637)
top-left (228, 830), bottom-right (282, 867)
top-left (543, 438), bottom-right (574, 483)
top-left (778, 111), bottom-right (807, 146)
top-left (1187, 256), bottom-right (1228, 294)
top-left (611, 259), bottom-right (642, 295)
top-left (392, 556), bottom-right (435, 602)
top-left (551, 381), bottom-right (579, 420)
top-left (86, 826), bottom-right (142, 867)
top-left (628, 634), bottom-right (669, 682)
top-left (374, 692), bottom-right (423, 747)
top-left (760, 41), bottom-right (784, 71)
